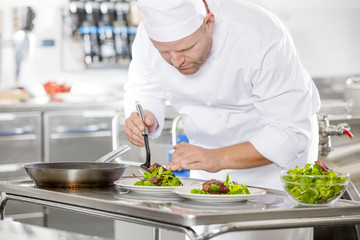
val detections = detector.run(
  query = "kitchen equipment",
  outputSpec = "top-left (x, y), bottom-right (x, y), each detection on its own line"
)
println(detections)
top-left (135, 101), bottom-right (151, 171)
top-left (318, 114), bottom-right (354, 157)
top-left (0, 220), bottom-right (111, 240)
top-left (98, 1), bottom-right (116, 63)
top-left (0, 105), bottom-right (125, 237)
top-left (0, 111), bottom-right (44, 226)
top-left (0, 112), bottom-right (42, 180)
top-left (41, 108), bottom-right (125, 238)
top-left (43, 110), bottom-right (116, 163)
top-left (95, 144), bottom-right (131, 163)
top-left (24, 145), bottom-right (131, 188)
top-left (168, 114), bottom-right (190, 177)
top-left (13, 7), bottom-right (36, 83)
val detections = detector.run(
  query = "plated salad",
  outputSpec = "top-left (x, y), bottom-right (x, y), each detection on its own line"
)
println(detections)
top-left (190, 173), bottom-right (250, 195)
top-left (133, 163), bottom-right (181, 187)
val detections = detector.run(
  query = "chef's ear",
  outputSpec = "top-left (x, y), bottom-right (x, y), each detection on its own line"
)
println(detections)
top-left (203, 12), bottom-right (215, 34)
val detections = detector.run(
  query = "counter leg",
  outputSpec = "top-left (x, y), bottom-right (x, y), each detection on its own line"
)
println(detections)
top-left (355, 225), bottom-right (360, 240)
top-left (43, 206), bottom-right (49, 227)
top-left (0, 193), bottom-right (8, 220)
top-left (153, 228), bottom-right (161, 240)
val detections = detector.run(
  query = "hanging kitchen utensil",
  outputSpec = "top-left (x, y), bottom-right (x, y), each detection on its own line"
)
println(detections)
top-left (24, 145), bottom-right (131, 188)
top-left (13, 7), bottom-right (36, 83)
top-left (135, 101), bottom-right (151, 171)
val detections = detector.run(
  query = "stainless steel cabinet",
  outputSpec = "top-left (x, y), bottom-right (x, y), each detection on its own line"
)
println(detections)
top-left (43, 110), bottom-right (116, 162)
top-left (43, 109), bottom-right (118, 239)
top-left (0, 111), bottom-right (44, 225)
top-left (0, 111), bottom-right (42, 180)
top-left (0, 106), bottom-right (179, 239)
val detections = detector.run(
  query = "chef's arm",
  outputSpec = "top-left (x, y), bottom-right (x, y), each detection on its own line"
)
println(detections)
top-left (216, 141), bottom-right (272, 170)
top-left (123, 23), bottom-right (167, 140)
top-left (167, 141), bottom-right (272, 173)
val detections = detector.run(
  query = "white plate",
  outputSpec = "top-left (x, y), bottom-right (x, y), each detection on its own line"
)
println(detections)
top-left (172, 186), bottom-right (266, 203)
top-left (114, 177), bottom-right (201, 194)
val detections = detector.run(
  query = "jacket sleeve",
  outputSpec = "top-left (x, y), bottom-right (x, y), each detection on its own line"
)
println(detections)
top-left (123, 23), bottom-right (167, 138)
top-left (248, 33), bottom-right (320, 168)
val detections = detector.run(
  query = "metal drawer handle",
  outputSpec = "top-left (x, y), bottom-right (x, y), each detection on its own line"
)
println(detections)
top-left (50, 131), bottom-right (111, 140)
top-left (0, 134), bottom-right (37, 141)
top-left (0, 128), bottom-right (30, 136)
top-left (55, 124), bottom-right (107, 134)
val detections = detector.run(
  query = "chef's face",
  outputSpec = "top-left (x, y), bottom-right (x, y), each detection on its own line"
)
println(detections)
top-left (150, 13), bottom-right (215, 75)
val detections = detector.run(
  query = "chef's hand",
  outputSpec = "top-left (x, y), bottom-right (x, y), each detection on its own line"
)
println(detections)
top-left (166, 142), bottom-right (224, 173)
top-left (124, 110), bottom-right (158, 147)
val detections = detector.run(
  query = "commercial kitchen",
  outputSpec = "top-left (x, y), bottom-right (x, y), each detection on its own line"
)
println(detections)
top-left (1, 0), bottom-right (360, 239)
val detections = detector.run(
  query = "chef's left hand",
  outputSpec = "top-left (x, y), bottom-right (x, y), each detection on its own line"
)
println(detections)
top-left (166, 142), bottom-right (223, 173)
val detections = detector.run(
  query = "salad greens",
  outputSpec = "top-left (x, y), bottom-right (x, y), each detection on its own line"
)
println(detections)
top-left (134, 166), bottom-right (181, 187)
top-left (282, 163), bottom-right (348, 204)
top-left (190, 173), bottom-right (250, 195)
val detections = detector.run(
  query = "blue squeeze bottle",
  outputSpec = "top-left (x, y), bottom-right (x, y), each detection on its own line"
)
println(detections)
top-left (168, 134), bottom-right (190, 177)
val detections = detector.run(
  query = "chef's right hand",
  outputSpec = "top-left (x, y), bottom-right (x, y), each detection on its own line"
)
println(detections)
top-left (124, 110), bottom-right (158, 147)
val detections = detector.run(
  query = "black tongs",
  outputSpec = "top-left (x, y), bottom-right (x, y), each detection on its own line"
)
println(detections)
top-left (136, 101), bottom-right (151, 171)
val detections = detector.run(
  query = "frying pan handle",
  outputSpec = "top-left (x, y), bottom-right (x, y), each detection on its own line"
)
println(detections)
top-left (95, 145), bottom-right (131, 163)
top-left (114, 159), bottom-right (142, 167)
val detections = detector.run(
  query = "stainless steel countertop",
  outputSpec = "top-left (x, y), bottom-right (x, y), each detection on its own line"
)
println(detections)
top-left (0, 99), bottom-right (124, 112)
top-left (0, 220), bottom-right (110, 240)
top-left (1, 177), bottom-right (360, 240)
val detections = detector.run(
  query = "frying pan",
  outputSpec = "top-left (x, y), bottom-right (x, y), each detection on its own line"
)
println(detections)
top-left (24, 145), bottom-right (131, 188)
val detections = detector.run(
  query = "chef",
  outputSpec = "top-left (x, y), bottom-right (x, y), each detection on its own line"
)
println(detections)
top-left (123, 0), bottom-right (320, 239)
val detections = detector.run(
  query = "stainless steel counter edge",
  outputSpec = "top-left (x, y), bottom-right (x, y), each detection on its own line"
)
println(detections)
top-left (0, 100), bottom-right (124, 112)
top-left (1, 179), bottom-right (360, 228)
top-left (0, 180), bottom-right (196, 226)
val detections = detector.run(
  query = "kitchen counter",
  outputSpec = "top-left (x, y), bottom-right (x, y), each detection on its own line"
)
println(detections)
top-left (1, 178), bottom-right (360, 240)
top-left (0, 98), bottom-right (124, 112)
top-left (0, 220), bottom-right (111, 240)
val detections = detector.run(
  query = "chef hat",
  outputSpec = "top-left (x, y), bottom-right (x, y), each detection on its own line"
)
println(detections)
top-left (136, 0), bottom-right (207, 42)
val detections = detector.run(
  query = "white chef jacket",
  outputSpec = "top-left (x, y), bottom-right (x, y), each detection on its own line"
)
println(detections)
top-left (123, 0), bottom-right (320, 239)
top-left (124, 0), bottom-right (321, 190)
